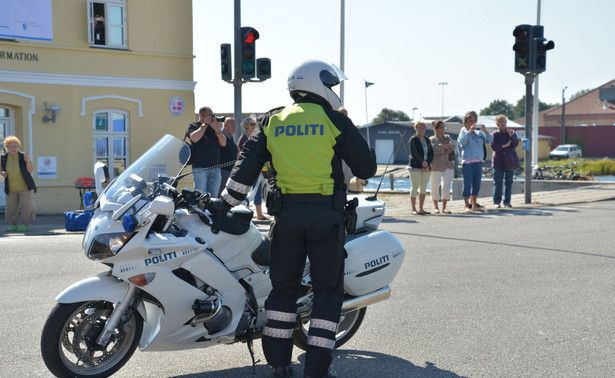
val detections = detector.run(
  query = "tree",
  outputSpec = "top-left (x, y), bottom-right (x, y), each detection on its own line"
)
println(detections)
top-left (372, 108), bottom-right (410, 124)
top-left (512, 96), bottom-right (558, 120)
top-left (480, 99), bottom-right (515, 119)
top-left (569, 88), bottom-right (591, 101)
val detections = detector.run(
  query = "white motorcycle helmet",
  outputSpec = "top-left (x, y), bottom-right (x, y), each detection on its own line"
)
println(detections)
top-left (287, 60), bottom-right (347, 110)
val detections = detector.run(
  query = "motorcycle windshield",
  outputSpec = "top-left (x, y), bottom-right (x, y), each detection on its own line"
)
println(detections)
top-left (104, 134), bottom-right (190, 203)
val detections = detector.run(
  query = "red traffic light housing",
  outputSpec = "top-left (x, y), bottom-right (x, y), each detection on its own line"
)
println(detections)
top-left (240, 27), bottom-right (260, 79)
top-left (513, 24), bottom-right (532, 73)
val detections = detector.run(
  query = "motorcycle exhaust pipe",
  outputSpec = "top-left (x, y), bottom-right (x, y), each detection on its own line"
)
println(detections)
top-left (191, 297), bottom-right (222, 326)
top-left (341, 285), bottom-right (391, 314)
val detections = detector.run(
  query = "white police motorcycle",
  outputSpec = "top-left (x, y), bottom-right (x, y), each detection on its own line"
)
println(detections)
top-left (40, 134), bottom-right (405, 377)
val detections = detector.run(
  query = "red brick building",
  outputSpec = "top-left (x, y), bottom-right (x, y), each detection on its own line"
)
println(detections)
top-left (539, 79), bottom-right (615, 157)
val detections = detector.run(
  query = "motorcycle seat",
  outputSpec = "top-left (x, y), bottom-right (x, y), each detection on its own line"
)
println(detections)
top-left (251, 233), bottom-right (271, 267)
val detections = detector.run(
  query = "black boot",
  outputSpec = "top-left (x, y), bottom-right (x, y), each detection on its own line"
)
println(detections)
top-left (272, 365), bottom-right (294, 377)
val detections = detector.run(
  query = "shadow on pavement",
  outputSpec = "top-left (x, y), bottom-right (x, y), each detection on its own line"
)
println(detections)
top-left (171, 349), bottom-right (466, 377)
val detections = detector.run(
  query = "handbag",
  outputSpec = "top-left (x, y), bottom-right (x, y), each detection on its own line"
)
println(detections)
top-left (503, 151), bottom-right (520, 171)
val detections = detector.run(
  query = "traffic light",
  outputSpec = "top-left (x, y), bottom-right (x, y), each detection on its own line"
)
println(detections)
top-left (256, 58), bottom-right (271, 80)
top-left (220, 43), bottom-right (232, 81)
top-left (512, 24), bottom-right (532, 73)
top-left (531, 25), bottom-right (554, 73)
top-left (239, 27), bottom-right (259, 79)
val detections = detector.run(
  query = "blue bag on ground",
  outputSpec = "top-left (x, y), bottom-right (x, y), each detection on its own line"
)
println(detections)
top-left (64, 209), bottom-right (93, 231)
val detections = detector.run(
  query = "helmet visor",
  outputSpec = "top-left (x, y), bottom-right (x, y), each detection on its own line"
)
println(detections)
top-left (320, 64), bottom-right (348, 89)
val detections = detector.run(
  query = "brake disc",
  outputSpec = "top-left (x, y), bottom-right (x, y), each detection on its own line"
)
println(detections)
top-left (72, 309), bottom-right (123, 365)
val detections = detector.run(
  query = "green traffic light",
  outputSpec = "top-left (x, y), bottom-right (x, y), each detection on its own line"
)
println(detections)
top-left (242, 61), bottom-right (254, 74)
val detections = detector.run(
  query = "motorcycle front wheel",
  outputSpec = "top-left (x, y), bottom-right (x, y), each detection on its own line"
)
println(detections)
top-left (292, 307), bottom-right (366, 351)
top-left (41, 300), bottom-right (143, 378)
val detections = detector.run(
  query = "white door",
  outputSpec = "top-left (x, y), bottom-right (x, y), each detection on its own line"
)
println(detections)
top-left (375, 139), bottom-right (394, 164)
top-left (0, 106), bottom-right (15, 210)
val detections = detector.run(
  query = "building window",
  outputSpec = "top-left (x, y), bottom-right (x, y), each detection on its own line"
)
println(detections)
top-left (93, 110), bottom-right (129, 179)
top-left (88, 0), bottom-right (127, 48)
top-left (0, 106), bottom-right (15, 143)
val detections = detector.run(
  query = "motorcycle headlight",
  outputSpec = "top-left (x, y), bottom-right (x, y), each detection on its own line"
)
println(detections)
top-left (87, 232), bottom-right (136, 260)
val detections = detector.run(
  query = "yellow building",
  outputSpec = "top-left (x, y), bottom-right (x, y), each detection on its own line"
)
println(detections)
top-left (0, 0), bottom-right (195, 214)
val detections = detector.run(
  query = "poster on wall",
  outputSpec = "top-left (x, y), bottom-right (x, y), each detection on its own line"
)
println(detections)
top-left (0, 0), bottom-right (53, 41)
top-left (37, 156), bottom-right (57, 179)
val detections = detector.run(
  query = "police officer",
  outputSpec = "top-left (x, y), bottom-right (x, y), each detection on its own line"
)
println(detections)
top-left (214, 60), bottom-right (376, 378)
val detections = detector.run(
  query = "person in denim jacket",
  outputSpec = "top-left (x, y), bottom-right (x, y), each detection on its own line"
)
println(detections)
top-left (458, 114), bottom-right (493, 213)
top-left (490, 115), bottom-right (519, 208)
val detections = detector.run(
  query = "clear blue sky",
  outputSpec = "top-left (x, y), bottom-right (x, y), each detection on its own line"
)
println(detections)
top-left (193, 0), bottom-right (615, 124)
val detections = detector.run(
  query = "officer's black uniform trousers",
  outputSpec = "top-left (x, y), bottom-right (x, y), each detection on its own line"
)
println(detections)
top-left (262, 195), bottom-right (345, 377)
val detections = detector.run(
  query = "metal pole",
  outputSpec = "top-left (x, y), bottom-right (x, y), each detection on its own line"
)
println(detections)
top-left (233, 0), bottom-right (242, 126)
top-left (561, 86), bottom-right (567, 144)
top-left (339, 0), bottom-right (345, 106)
top-left (524, 74), bottom-right (535, 204)
top-left (364, 80), bottom-right (369, 124)
top-left (412, 107), bottom-right (417, 122)
top-left (532, 0), bottom-right (542, 172)
top-left (438, 82), bottom-right (448, 118)
top-left (364, 80), bottom-right (370, 147)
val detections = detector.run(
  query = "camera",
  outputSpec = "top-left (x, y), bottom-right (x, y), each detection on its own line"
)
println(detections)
top-left (214, 115), bottom-right (226, 122)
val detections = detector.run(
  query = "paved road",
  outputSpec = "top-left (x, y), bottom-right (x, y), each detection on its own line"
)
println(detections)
top-left (1, 200), bottom-right (614, 377)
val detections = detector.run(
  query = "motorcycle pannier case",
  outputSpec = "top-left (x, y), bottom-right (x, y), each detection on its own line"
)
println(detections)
top-left (343, 230), bottom-right (405, 296)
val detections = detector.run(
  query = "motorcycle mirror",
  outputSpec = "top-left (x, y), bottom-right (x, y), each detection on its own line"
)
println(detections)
top-left (149, 196), bottom-right (175, 216)
top-left (94, 161), bottom-right (109, 194)
top-left (179, 144), bottom-right (191, 165)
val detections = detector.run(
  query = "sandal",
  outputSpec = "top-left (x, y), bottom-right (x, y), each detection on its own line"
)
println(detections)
top-left (433, 209), bottom-right (440, 214)
top-left (412, 210), bottom-right (419, 215)
top-left (464, 208), bottom-right (472, 214)
top-left (418, 211), bottom-right (430, 215)
top-left (442, 209), bottom-right (451, 214)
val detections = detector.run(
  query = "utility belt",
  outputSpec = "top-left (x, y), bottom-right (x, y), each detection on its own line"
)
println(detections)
top-left (281, 193), bottom-right (333, 203)
top-left (266, 182), bottom-right (357, 234)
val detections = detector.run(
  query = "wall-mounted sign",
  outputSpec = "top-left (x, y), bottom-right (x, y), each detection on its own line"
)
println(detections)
top-left (169, 96), bottom-right (185, 116)
top-left (0, 0), bottom-right (53, 41)
top-left (37, 156), bottom-right (57, 179)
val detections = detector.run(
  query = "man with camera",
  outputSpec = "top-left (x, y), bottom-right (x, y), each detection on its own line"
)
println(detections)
top-left (186, 106), bottom-right (227, 197)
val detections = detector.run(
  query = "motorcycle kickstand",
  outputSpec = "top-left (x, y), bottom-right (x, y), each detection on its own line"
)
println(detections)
top-left (246, 327), bottom-right (261, 374)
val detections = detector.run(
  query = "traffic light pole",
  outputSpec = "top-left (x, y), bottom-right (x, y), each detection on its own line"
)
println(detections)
top-left (233, 0), bottom-right (243, 127)
top-left (524, 73), bottom-right (535, 204)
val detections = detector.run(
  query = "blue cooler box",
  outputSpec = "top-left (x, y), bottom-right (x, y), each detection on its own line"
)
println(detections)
top-left (64, 209), bottom-right (94, 231)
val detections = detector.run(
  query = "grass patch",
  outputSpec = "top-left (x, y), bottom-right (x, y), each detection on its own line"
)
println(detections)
top-left (533, 158), bottom-right (615, 176)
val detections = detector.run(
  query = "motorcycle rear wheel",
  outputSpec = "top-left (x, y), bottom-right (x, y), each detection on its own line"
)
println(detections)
top-left (292, 307), bottom-right (366, 351)
top-left (41, 301), bottom-right (143, 378)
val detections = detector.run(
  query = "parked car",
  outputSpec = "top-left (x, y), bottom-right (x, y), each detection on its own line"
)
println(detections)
top-left (549, 144), bottom-right (582, 160)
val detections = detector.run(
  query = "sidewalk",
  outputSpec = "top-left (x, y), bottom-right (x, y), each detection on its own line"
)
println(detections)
top-left (2, 183), bottom-right (615, 236)
top-left (379, 183), bottom-right (615, 218)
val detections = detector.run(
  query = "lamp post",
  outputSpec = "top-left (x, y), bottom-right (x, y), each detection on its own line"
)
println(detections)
top-left (561, 86), bottom-right (567, 145)
top-left (412, 107), bottom-right (418, 121)
top-left (438, 82), bottom-right (448, 118)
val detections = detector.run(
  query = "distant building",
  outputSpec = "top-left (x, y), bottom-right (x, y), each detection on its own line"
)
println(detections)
top-left (516, 79), bottom-right (615, 157)
top-left (358, 116), bottom-right (526, 164)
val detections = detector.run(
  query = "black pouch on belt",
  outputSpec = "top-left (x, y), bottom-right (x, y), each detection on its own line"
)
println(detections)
top-left (265, 178), bottom-right (282, 216)
top-left (344, 197), bottom-right (359, 234)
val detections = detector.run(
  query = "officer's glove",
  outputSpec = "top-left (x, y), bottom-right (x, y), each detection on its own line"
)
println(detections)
top-left (207, 198), bottom-right (232, 215)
